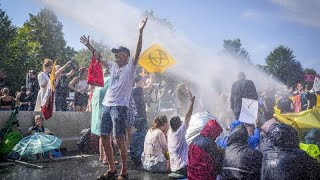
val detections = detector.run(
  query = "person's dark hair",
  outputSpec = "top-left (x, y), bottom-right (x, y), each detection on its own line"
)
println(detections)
top-left (170, 116), bottom-right (182, 132)
top-left (29, 70), bottom-right (36, 75)
top-left (277, 96), bottom-right (294, 114)
top-left (238, 72), bottom-right (246, 80)
top-left (21, 86), bottom-right (27, 92)
top-left (135, 75), bottom-right (143, 84)
top-left (151, 115), bottom-right (168, 130)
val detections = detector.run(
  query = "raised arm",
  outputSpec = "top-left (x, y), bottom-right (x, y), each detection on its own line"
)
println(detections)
top-left (133, 17), bottom-right (148, 65)
top-left (80, 35), bottom-right (108, 67)
top-left (80, 35), bottom-right (95, 54)
top-left (55, 61), bottom-right (72, 77)
top-left (68, 77), bottom-right (79, 92)
top-left (184, 95), bottom-right (196, 127)
top-left (66, 69), bottom-right (75, 79)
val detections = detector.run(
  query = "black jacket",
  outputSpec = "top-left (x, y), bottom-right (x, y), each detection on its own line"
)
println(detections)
top-left (230, 79), bottom-right (258, 114)
top-left (222, 125), bottom-right (262, 180)
top-left (261, 124), bottom-right (320, 180)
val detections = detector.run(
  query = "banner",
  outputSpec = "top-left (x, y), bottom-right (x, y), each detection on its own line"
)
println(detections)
top-left (138, 44), bottom-right (176, 73)
top-left (313, 77), bottom-right (320, 92)
top-left (274, 108), bottom-right (320, 130)
top-left (239, 98), bottom-right (258, 124)
top-left (41, 61), bottom-right (56, 120)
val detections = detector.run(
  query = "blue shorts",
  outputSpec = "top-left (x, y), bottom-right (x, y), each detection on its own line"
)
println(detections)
top-left (100, 106), bottom-right (127, 137)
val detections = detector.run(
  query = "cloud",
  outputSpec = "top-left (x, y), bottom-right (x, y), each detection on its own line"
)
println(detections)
top-left (270, 0), bottom-right (320, 29)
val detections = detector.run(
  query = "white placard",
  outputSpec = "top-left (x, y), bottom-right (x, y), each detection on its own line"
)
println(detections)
top-left (239, 98), bottom-right (258, 124)
top-left (313, 77), bottom-right (320, 92)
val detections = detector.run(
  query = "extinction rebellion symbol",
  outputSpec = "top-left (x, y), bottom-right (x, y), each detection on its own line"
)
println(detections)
top-left (148, 49), bottom-right (170, 67)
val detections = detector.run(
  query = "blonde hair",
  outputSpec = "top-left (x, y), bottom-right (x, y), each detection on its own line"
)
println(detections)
top-left (42, 59), bottom-right (53, 71)
top-left (34, 115), bottom-right (43, 121)
top-left (151, 115), bottom-right (168, 130)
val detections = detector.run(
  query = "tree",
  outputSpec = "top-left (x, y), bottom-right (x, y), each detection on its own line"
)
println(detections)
top-left (256, 64), bottom-right (268, 73)
top-left (304, 68), bottom-right (317, 75)
top-left (0, 6), bottom-right (18, 90)
top-left (23, 9), bottom-right (75, 67)
top-left (266, 45), bottom-right (304, 87)
top-left (223, 38), bottom-right (251, 64)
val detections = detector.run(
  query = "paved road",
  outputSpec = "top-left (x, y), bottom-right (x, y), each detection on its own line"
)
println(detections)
top-left (0, 155), bottom-right (170, 180)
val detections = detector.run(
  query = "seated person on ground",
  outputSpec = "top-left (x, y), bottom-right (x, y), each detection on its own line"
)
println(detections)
top-left (141, 115), bottom-right (170, 173)
top-left (27, 115), bottom-right (54, 160)
top-left (261, 123), bottom-right (320, 179)
top-left (216, 119), bottom-right (260, 149)
top-left (222, 124), bottom-right (262, 180)
top-left (188, 119), bottom-right (223, 180)
top-left (167, 95), bottom-right (195, 178)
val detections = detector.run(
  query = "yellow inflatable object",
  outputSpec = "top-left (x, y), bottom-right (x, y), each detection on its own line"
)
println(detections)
top-left (274, 108), bottom-right (320, 130)
top-left (138, 44), bottom-right (176, 73)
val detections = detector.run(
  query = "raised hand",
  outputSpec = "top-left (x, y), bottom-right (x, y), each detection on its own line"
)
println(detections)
top-left (139, 17), bottom-right (148, 32)
top-left (190, 95), bottom-right (195, 102)
top-left (80, 35), bottom-right (90, 46)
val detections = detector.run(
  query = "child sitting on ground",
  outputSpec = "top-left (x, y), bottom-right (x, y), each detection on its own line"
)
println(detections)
top-left (168, 95), bottom-right (195, 179)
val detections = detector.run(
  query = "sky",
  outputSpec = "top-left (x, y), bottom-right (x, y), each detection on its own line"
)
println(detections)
top-left (1, 0), bottom-right (320, 72)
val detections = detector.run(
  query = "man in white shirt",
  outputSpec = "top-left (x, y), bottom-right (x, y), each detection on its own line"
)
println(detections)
top-left (168, 95), bottom-right (195, 178)
top-left (80, 17), bottom-right (148, 180)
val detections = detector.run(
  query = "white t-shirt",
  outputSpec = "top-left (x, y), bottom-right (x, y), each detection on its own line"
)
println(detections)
top-left (102, 60), bottom-right (136, 107)
top-left (168, 122), bottom-right (188, 172)
top-left (141, 128), bottom-right (168, 170)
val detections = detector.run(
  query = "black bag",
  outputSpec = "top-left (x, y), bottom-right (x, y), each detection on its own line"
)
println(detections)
top-left (77, 128), bottom-right (99, 154)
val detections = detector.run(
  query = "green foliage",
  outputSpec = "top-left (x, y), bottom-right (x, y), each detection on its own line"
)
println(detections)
top-left (256, 64), bottom-right (268, 73)
top-left (223, 38), bottom-right (251, 64)
top-left (304, 68), bottom-right (317, 75)
top-left (23, 9), bottom-right (76, 66)
top-left (266, 45), bottom-right (304, 87)
top-left (0, 8), bottom-right (76, 93)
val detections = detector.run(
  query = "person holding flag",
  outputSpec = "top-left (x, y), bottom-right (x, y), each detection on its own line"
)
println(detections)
top-left (34, 59), bottom-right (71, 119)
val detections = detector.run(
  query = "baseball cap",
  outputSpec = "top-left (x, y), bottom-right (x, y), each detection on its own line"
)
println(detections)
top-left (111, 46), bottom-right (130, 57)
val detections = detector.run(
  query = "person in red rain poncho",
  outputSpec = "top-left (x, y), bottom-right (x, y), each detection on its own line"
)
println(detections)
top-left (187, 119), bottom-right (223, 180)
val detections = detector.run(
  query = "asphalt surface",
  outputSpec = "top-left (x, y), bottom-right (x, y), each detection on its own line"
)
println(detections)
top-left (0, 155), bottom-right (171, 180)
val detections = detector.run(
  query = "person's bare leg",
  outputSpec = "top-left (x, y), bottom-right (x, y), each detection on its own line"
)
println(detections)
top-left (48, 151), bottom-right (53, 160)
top-left (101, 135), bottom-right (116, 173)
top-left (126, 128), bottom-right (132, 148)
top-left (75, 106), bottom-right (81, 112)
top-left (99, 138), bottom-right (108, 163)
top-left (81, 106), bottom-right (86, 112)
top-left (116, 136), bottom-right (127, 175)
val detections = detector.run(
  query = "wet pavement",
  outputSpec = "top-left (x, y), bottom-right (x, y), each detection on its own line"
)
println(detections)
top-left (0, 155), bottom-right (170, 180)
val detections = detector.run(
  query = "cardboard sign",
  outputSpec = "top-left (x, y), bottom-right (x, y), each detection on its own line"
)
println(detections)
top-left (239, 98), bottom-right (258, 125)
top-left (313, 77), bottom-right (320, 92)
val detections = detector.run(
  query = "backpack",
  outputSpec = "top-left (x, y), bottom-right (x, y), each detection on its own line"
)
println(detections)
top-left (77, 128), bottom-right (99, 154)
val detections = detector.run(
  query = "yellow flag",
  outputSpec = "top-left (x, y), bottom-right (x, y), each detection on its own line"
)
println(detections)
top-left (139, 44), bottom-right (176, 73)
top-left (50, 60), bottom-right (56, 92)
